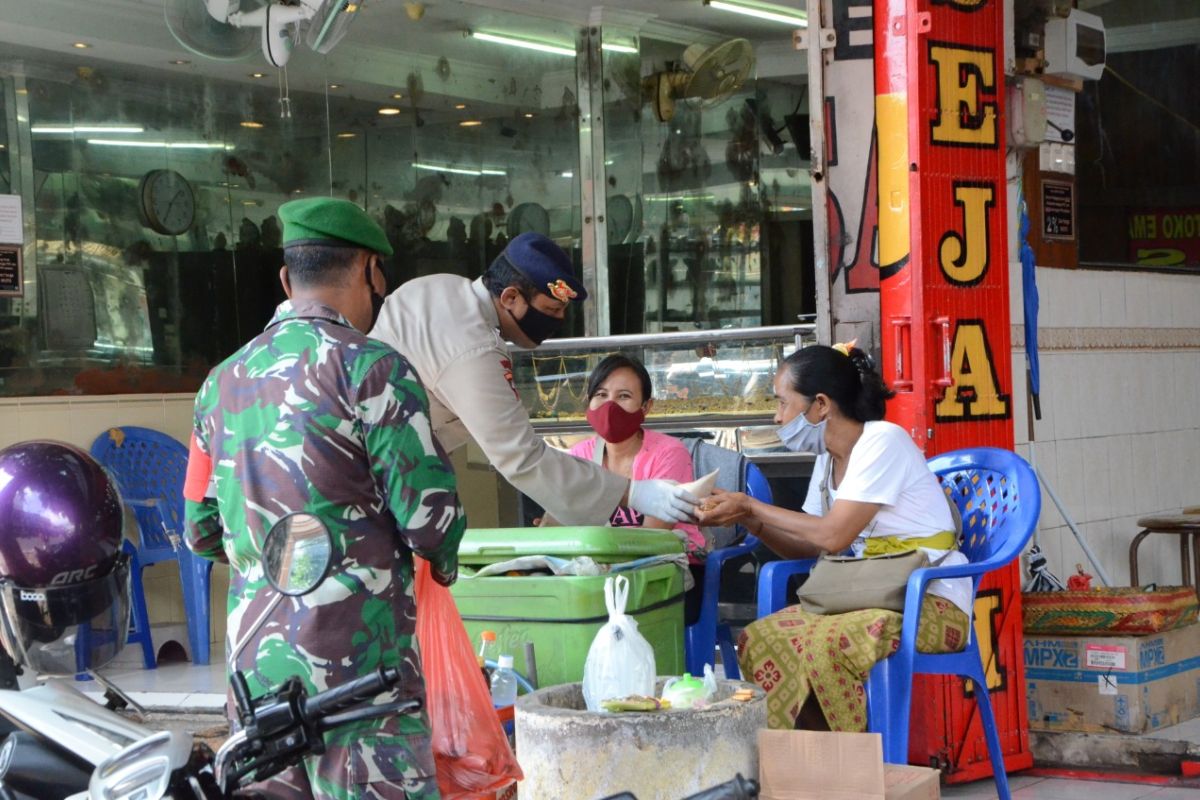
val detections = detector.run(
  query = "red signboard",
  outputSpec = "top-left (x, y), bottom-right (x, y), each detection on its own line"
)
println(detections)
top-left (875, 0), bottom-right (1030, 782)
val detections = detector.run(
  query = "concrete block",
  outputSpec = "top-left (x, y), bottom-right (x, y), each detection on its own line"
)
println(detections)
top-left (516, 680), bottom-right (766, 800)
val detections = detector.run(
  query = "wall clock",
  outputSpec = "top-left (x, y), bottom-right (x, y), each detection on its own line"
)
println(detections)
top-left (138, 169), bottom-right (195, 236)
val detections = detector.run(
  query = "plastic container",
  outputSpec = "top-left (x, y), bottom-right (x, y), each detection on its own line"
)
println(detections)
top-left (660, 673), bottom-right (709, 709)
top-left (452, 527), bottom-right (686, 688)
top-left (457, 527), bottom-right (684, 566)
top-left (491, 654), bottom-right (519, 708)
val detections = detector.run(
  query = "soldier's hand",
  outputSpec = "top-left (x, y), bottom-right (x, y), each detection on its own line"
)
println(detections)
top-left (628, 479), bottom-right (700, 525)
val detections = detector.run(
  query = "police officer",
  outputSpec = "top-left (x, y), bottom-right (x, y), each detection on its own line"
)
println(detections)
top-left (184, 197), bottom-right (462, 800)
top-left (370, 233), bottom-right (698, 526)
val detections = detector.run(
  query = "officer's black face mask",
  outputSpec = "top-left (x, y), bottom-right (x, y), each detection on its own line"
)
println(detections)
top-left (507, 296), bottom-right (563, 345)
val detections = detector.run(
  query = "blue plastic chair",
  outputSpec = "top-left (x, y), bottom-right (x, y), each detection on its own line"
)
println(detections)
top-left (74, 545), bottom-right (153, 673)
top-left (90, 427), bottom-right (213, 666)
top-left (684, 460), bottom-right (772, 678)
top-left (755, 447), bottom-right (1040, 799)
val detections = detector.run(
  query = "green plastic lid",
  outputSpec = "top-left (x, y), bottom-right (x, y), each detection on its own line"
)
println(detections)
top-left (457, 526), bottom-right (685, 565)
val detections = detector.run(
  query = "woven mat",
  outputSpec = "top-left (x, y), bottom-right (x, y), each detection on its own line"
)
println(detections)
top-left (1022, 586), bottom-right (1198, 635)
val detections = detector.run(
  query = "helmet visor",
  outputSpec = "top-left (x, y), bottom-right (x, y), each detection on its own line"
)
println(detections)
top-left (0, 554), bottom-right (131, 676)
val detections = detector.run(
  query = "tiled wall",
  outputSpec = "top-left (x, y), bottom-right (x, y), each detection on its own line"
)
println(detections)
top-left (1008, 265), bottom-right (1200, 588)
top-left (0, 395), bottom-right (230, 651)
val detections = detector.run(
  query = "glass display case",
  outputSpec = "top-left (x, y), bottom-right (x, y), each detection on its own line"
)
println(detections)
top-left (510, 324), bottom-right (815, 432)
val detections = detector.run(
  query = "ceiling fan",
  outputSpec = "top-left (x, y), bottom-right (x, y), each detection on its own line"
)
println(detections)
top-left (166, 0), bottom-right (368, 67)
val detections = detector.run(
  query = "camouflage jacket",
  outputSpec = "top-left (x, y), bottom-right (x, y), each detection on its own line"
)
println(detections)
top-left (183, 300), bottom-right (465, 792)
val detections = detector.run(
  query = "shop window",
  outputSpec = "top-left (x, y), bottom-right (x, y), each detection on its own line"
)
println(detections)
top-left (1076, 2), bottom-right (1200, 272)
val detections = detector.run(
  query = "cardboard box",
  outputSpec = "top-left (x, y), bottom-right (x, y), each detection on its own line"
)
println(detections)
top-left (759, 730), bottom-right (940, 800)
top-left (1025, 621), bottom-right (1200, 734)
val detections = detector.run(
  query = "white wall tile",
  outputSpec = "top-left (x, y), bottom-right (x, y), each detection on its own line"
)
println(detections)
top-left (1163, 430), bottom-right (1189, 511)
top-left (1080, 519), bottom-right (1116, 584)
top-left (1126, 355), bottom-right (1155, 435)
top-left (1105, 435), bottom-right (1136, 521)
top-left (1052, 438), bottom-right (1087, 522)
top-left (1028, 440), bottom-right (1058, 530)
top-left (1167, 275), bottom-right (1200, 327)
top-left (1072, 356), bottom-right (1108, 438)
top-left (0, 406), bottom-right (20, 451)
top-left (1047, 356), bottom-right (1082, 440)
top-left (1097, 275), bottom-right (1126, 327)
top-left (1152, 431), bottom-right (1183, 514)
top-left (1123, 274), bottom-right (1152, 327)
top-left (162, 398), bottom-right (196, 443)
top-left (68, 403), bottom-right (129, 451)
top-left (13, 405), bottom-right (72, 444)
top-left (1127, 433), bottom-right (1160, 515)
top-left (108, 399), bottom-right (168, 431)
top-left (1079, 437), bottom-right (1113, 521)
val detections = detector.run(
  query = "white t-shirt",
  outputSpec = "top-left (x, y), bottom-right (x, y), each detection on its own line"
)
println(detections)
top-left (801, 421), bottom-right (972, 614)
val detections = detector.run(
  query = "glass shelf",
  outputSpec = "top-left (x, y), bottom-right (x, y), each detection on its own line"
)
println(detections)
top-left (510, 324), bottom-right (815, 431)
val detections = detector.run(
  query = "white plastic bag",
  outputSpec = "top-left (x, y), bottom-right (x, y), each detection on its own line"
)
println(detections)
top-left (582, 575), bottom-right (656, 712)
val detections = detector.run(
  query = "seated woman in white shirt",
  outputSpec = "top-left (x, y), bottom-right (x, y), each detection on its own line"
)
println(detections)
top-left (696, 342), bottom-right (970, 732)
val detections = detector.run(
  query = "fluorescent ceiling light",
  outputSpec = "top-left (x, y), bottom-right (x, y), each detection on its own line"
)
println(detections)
top-left (601, 43), bottom-right (639, 54)
top-left (414, 162), bottom-right (506, 177)
top-left (470, 31), bottom-right (575, 57)
top-left (32, 125), bottom-right (144, 134)
top-left (645, 193), bottom-right (716, 201)
top-left (705, 0), bottom-right (807, 26)
top-left (87, 139), bottom-right (231, 149)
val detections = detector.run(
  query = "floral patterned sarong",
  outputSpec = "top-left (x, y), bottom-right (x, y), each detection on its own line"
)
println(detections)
top-left (737, 594), bottom-right (969, 730)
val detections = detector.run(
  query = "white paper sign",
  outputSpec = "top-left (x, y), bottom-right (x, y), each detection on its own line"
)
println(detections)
top-left (1098, 675), bottom-right (1118, 695)
top-left (0, 195), bottom-right (22, 245)
top-left (1086, 645), bottom-right (1128, 670)
top-left (1044, 85), bottom-right (1076, 143)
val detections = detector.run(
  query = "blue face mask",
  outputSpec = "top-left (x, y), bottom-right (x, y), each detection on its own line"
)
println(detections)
top-left (777, 406), bottom-right (827, 454)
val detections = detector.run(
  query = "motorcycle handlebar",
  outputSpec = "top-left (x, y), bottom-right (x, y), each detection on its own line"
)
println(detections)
top-left (302, 667), bottom-right (401, 721)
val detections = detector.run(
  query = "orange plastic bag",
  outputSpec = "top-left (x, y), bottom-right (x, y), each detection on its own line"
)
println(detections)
top-left (414, 559), bottom-right (523, 799)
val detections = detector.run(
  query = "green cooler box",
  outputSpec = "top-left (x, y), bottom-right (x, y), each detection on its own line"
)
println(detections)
top-left (450, 527), bottom-right (686, 688)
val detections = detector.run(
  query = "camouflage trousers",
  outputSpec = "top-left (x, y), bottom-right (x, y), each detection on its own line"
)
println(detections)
top-left (239, 713), bottom-right (440, 800)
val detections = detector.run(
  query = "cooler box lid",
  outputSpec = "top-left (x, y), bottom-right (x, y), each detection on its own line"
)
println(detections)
top-left (457, 527), bottom-right (684, 565)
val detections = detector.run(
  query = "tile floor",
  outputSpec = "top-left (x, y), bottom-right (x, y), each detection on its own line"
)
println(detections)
top-left (79, 660), bottom-right (227, 712)
top-left (943, 775), bottom-right (1200, 799)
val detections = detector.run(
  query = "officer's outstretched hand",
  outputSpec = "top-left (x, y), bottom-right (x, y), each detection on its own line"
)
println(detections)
top-left (628, 479), bottom-right (700, 525)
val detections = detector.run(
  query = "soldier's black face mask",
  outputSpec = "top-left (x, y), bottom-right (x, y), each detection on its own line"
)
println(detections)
top-left (507, 297), bottom-right (563, 345)
top-left (366, 259), bottom-right (385, 330)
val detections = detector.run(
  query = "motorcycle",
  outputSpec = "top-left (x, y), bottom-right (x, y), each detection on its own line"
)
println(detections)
top-left (1, 513), bottom-right (761, 800)
top-left (0, 513), bottom-right (413, 800)
top-left (600, 775), bottom-right (759, 800)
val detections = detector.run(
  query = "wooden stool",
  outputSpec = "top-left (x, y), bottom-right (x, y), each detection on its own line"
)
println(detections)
top-left (1129, 514), bottom-right (1200, 597)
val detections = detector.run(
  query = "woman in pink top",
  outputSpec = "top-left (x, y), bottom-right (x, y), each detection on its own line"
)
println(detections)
top-left (568, 354), bottom-right (707, 623)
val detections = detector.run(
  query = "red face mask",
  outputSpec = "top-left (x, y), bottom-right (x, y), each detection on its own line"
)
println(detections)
top-left (586, 400), bottom-right (646, 444)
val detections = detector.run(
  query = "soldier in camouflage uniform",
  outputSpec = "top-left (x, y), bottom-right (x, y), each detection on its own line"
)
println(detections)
top-left (183, 197), bottom-right (464, 800)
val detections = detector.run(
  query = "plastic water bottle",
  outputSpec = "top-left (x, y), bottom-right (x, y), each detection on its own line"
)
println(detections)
top-left (490, 654), bottom-right (518, 708)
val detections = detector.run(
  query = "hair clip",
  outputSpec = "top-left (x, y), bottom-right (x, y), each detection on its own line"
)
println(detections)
top-left (831, 339), bottom-right (858, 357)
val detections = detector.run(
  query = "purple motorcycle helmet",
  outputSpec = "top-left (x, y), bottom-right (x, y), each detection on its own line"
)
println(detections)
top-left (0, 440), bottom-right (131, 676)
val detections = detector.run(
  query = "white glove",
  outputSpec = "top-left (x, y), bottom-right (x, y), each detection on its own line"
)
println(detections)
top-left (627, 479), bottom-right (701, 524)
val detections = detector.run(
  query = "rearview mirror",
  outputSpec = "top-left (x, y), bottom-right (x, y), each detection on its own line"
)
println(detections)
top-left (262, 513), bottom-right (333, 596)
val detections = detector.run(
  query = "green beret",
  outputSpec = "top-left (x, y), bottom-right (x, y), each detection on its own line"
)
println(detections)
top-left (278, 197), bottom-right (393, 256)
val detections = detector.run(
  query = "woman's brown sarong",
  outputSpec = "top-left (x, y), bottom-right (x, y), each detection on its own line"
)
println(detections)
top-left (737, 594), bottom-right (969, 731)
